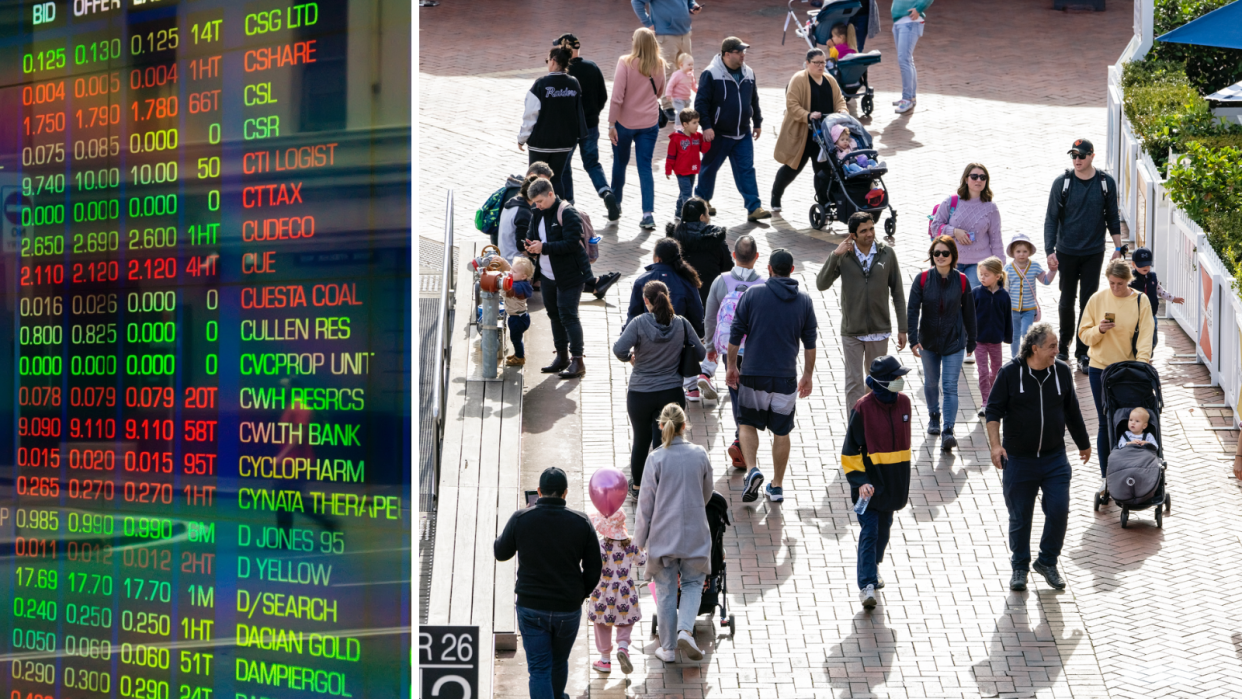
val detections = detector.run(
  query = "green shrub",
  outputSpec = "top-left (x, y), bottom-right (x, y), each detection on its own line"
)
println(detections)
top-left (1120, 57), bottom-right (1186, 91)
top-left (1166, 142), bottom-right (1242, 223)
top-left (1151, 0), bottom-right (1242, 95)
top-left (1204, 209), bottom-right (1242, 292)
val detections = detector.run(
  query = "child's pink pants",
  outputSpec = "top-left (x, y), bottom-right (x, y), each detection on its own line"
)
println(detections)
top-left (593, 623), bottom-right (633, 654)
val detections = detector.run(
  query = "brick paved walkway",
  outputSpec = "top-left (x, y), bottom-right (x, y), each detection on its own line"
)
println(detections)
top-left (418, 1), bottom-right (1242, 697)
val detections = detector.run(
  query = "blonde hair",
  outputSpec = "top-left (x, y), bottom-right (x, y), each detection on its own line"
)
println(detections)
top-left (510, 256), bottom-right (534, 279)
top-left (625, 27), bottom-right (665, 78)
top-left (658, 403), bottom-right (686, 449)
top-left (1130, 406), bottom-right (1150, 424)
top-left (677, 53), bottom-right (693, 68)
top-left (1106, 259), bottom-right (1133, 282)
top-left (979, 256), bottom-right (1006, 287)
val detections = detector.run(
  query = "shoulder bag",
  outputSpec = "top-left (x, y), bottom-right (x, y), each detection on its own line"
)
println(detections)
top-left (650, 77), bottom-right (668, 128)
top-left (677, 317), bottom-right (701, 377)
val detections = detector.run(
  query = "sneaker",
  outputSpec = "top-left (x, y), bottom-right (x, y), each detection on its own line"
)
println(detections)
top-left (640, 214), bottom-right (656, 229)
top-left (1098, 477), bottom-right (1108, 500)
top-left (976, 408), bottom-right (987, 417)
top-left (1032, 560), bottom-right (1066, 590)
top-left (727, 439), bottom-right (745, 469)
top-left (506, 355), bottom-right (526, 366)
top-left (686, 388), bottom-right (701, 403)
top-left (1077, 356), bottom-right (1090, 375)
top-left (894, 99), bottom-right (915, 114)
top-left (876, 575), bottom-right (885, 590)
top-left (593, 272), bottom-right (621, 300)
top-left (964, 354), bottom-right (975, 364)
top-left (1056, 352), bottom-right (1069, 363)
top-left (892, 97), bottom-right (915, 106)
top-left (747, 207), bottom-right (772, 222)
top-left (1010, 570), bottom-right (1028, 591)
top-left (706, 201), bottom-right (717, 216)
top-left (662, 108), bottom-right (677, 123)
top-left (629, 479), bottom-right (640, 501)
top-left (676, 631), bottom-right (703, 661)
top-left (654, 647), bottom-right (677, 664)
top-left (593, 660), bottom-right (611, 673)
top-left (741, 467), bottom-right (765, 502)
top-left (697, 374), bottom-right (719, 401)
top-left (859, 584), bottom-right (877, 609)
top-left (603, 190), bottom-right (621, 221)
top-left (770, 206), bottom-right (782, 214)
top-left (615, 648), bottom-right (632, 673)
top-left (927, 413), bottom-right (941, 436)
top-left (941, 429), bottom-right (957, 452)
top-left (765, 484), bottom-right (783, 502)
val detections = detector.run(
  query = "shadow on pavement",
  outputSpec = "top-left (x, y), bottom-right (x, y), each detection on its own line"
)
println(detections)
top-left (973, 591), bottom-right (1081, 698)
top-left (824, 609), bottom-right (898, 694)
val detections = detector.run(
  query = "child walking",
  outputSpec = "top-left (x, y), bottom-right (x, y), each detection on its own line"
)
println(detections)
top-left (1129, 246), bottom-right (1184, 350)
top-left (665, 54), bottom-right (696, 129)
top-left (1003, 233), bottom-right (1057, 359)
top-left (504, 257), bottom-right (536, 366)
top-left (972, 257), bottom-right (1012, 415)
top-left (588, 509), bottom-right (646, 675)
top-left (665, 109), bottom-right (710, 220)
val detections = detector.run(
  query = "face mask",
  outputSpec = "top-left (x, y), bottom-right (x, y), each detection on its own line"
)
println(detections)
top-left (885, 377), bottom-right (905, 393)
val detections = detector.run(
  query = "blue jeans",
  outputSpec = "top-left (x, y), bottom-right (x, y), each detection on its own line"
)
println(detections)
top-left (920, 348), bottom-right (965, 430)
top-left (856, 508), bottom-right (893, 589)
top-left (892, 21), bottom-right (923, 101)
top-left (508, 313), bottom-right (531, 358)
top-left (611, 123), bottom-right (659, 214)
top-left (1002, 450), bottom-right (1071, 571)
top-left (564, 127), bottom-right (611, 204)
top-left (957, 263), bottom-right (979, 288)
top-left (675, 174), bottom-right (695, 218)
top-left (1088, 366), bottom-right (1110, 478)
top-left (1011, 309), bottom-right (1037, 359)
top-left (516, 605), bottom-right (582, 699)
top-left (652, 561), bottom-right (706, 651)
top-left (695, 135), bottom-right (762, 213)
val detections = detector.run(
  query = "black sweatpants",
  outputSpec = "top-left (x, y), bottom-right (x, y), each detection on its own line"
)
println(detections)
top-left (1055, 251), bottom-right (1104, 359)
top-left (627, 386), bottom-right (687, 488)
top-left (771, 136), bottom-right (831, 209)
top-left (541, 282), bottom-right (584, 357)
top-left (530, 150), bottom-right (574, 203)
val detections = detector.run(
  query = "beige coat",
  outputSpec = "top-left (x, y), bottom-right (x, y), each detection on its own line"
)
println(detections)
top-left (773, 69), bottom-right (848, 170)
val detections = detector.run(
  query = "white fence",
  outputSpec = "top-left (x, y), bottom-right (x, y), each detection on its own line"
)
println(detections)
top-left (1106, 68), bottom-right (1242, 427)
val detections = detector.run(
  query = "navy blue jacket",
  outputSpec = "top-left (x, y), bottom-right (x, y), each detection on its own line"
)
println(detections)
top-left (1129, 269), bottom-right (1161, 314)
top-left (907, 269), bottom-right (977, 355)
top-left (626, 263), bottom-right (705, 336)
top-left (694, 54), bottom-right (762, 140)
top-left (729, 277), bottom-right (818, 378)
top-left (972, 285), bottom-right (1013, 345)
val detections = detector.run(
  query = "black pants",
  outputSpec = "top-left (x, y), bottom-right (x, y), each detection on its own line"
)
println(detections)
top-left (627, 386), bottom-right (687, 487)
top-left (1055, 251), bottom-right (1104, 359)
top-left (770, 136), bottom-right (830, 209)
top-left (530, 150), bottom-right (573, 203)
top-left (541, 282), bottom-right (584, 357)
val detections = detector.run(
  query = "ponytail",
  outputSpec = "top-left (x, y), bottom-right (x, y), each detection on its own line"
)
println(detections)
top-left (979, 256), bottom-right (1006, 288)
top-left (643, 281), bottom-right (674, 326)
top-left (654, 237), bottom-right (701, 289)
top-left (658, 403), bottom-right (687, 449)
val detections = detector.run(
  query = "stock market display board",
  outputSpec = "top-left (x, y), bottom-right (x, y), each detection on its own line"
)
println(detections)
top-left (0, 0), bottom-right (412, 696)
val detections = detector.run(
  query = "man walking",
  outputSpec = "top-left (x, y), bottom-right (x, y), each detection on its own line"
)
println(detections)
top-left (1043, 138), bottom-right (1121, 373)
top-left (631, 0), bottom-right (702, 121)
top-left (694, 37), bottom-right (771, 222)
top-left (817, 212), bottom-right (908, 410)
top-left (985, 323), bottom-right (1091, 592)
top-left (494, 467), bottom-right (602, 699)
top-left (840, 356), bottom-right (912, 609)
top-left (554, 33), bottom-right (621, 220)
top-left (725, 249), bottom-right (817, 503)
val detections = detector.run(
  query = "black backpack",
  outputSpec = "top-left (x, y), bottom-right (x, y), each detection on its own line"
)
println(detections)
top-left (1057, 169), bottom-right (1108, 221)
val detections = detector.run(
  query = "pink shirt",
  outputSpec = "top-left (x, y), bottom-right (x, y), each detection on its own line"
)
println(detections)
top-left (607, 57), bottom-right (666, 130)
top-left (666, 69), bottom-right (696, 101)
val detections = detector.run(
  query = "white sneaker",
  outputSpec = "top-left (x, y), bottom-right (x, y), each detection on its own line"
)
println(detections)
top-left (676, 631), bottom-right (703, 661)
top-left (770, 206), bottom-right (782, 214)
top-left (892, 97), bottom-right (916, 106)
top-left (964, 354), bottom-right (975, 364)
top-left (697, 374), bottom-right (719, 401)
top-left (894, 100), bottom-right (915, 114)
top-left (860, 584), bottom-right (877, 609)
top-left (654, 647), bottom-right (677, 663)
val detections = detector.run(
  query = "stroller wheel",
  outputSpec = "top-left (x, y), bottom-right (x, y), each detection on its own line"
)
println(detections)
top-left (1164, 493), bottom-right (1171, 513)
top-left (1155, 508), bottom-right (1163, 529)
top-left (861, 94), bottom-right (874, 117)
top-left (728, 614), bottom-right (737, 639)
top-left (884, 216), bottom-right (896, 238)
top-left (809, 204), bottom-right (826, 230)
top-left (1120, 508), bottom-right (1129, 528)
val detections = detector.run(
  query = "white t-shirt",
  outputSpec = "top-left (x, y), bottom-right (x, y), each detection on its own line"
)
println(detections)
top-left (1117, 430), bottom-right (1158, 449)
top-left (537, 217), bottom-right (555, 281)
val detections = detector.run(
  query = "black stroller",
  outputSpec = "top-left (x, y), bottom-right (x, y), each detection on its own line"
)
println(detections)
top-left (1093, 361), bottom-right (1170, 528)
top-left (650, 492), bottom-right (736, 639)
top-left (807, 113), bottom-right (896, 234)
top-left (782, 0), bottom-right (880, 115)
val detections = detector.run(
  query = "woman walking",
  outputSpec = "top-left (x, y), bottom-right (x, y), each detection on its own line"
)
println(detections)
top-left (908, 235), bottom-right (977, 451)
top-left (770, 48), bottom-right (847, 213)
top-left (891, 0), bottom-right (932, 114)
top-left (518, 47), bottom-right (588, 199)
top-left (608, 28), bottom-right (667, 230)
top-left (625, 238), bottom-right (705, 338)
top-left (633, 403), bottom-right (714, 665)
top-left (614, 281), bottom-right (706, 499)
top-left (928, 163), bottom-right (1003, 288)
top-left (1077, 259), bottom-right (1155, 494)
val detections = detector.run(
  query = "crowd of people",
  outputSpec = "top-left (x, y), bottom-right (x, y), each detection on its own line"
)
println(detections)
top-left (489, 2), bottom-right (1183, 696)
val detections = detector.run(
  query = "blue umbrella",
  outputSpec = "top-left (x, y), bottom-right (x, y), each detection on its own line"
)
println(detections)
top-left (1156, 0), bottom-right (1242, 50)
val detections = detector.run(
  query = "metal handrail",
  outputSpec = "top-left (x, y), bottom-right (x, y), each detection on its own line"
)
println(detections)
top-left (430, 191), bottom-right (454, 500)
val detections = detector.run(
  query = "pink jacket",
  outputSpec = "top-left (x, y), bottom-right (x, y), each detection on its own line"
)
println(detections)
top-left (666, 69), bottom-right (696, 101)
top-left (607, 57), bottom-right (666, 130)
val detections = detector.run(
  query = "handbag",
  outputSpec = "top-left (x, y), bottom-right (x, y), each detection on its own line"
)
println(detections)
top-left (650, 77), bottom-right (668, 128)
top-left (677, 317), bottom-right (701, 377)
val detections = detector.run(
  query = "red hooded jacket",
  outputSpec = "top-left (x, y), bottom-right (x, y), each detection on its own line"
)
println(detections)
top-left (665, 130), bottom-right (710, 177)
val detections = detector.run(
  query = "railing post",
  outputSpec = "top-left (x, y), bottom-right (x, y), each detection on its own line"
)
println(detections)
top-left (431, 190), bottom-right (454, 502)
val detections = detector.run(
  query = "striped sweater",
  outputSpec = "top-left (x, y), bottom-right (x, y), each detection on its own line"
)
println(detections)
top-left (841, 392), bottom-right (912, 512)
top-left (1004, 260), bottom-right (1054, 312)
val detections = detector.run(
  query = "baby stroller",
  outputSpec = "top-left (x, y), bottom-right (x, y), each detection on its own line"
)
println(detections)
top-left (782, 0), bottom-right (880, 116)
top-left (807, 113), bottom-right (896, 234)
top-left (1093, 361), bottom-right (1170, 528)
top-left (651, 492), bottom-right (736, 640)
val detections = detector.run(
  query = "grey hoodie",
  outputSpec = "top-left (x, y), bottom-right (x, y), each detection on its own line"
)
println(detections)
top-left (613, 313), bottom-right (707, 393)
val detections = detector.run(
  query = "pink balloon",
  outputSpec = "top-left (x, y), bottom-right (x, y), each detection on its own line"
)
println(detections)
top-left (589, 468), bottom-right (628, 517)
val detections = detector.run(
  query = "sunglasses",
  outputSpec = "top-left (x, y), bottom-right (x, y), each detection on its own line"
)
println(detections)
top-left (968, 173), bottom-right (987, 181)
top-left (1070, 153), bottom-right (1090, 160)
top-left (932, 250), bottom-right (953, 258)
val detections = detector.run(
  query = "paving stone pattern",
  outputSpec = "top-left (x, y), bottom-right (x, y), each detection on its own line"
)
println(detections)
top-left (419, 1), bottom-right (1242, 697)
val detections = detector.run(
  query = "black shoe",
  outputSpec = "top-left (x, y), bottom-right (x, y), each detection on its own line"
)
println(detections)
top-left (1010, 570), bottom-right (1028, 591)
top-left (662, 108), bottom-right (676, 123)
top-left (1032, 560), bottom-right (1066, 590)
top-left (541, 352), bottom-right (570, 374)
top-left (603, 190), bottom-right (621, 221)
top-left (941, 429), bottom-right (957, 452)
top-left (628, 480), bottom-right (640, 500)
top-left (927, 413), bottom-right (941, 436)
top-left (1056, 352), bottom-right (1068, 363)
top-left (593, 272), bottom-right (620, 299)
top-left (558, 356), bottom-right (586, 379)
top-left (977, 408), bottom-right (987, 418)
top-left (1077, 356), bottom-right (1090, 375)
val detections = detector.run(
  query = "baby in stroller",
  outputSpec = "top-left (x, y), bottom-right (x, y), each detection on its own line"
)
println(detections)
top-left (1117, 407), bottom-right (1158, 449)
top-left (830, 123), bottom-right (885, 175)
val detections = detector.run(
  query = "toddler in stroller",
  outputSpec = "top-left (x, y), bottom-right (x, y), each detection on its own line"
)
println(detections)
top-left (1094, 361), bottom-right (1170, 529)
top-left (830, 123), bottom-right (885, 175)
top-left (805, 113), bottom-right (896, 233)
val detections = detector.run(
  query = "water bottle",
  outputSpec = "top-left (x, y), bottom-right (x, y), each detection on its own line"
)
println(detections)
top-left (587, 235), bottom-right (601, 262)
top-left (854, 494), bottom-right (870, 516)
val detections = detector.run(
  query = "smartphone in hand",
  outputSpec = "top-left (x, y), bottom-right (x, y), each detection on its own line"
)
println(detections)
top-left (1104, 313), bottom-right (1115, 323)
